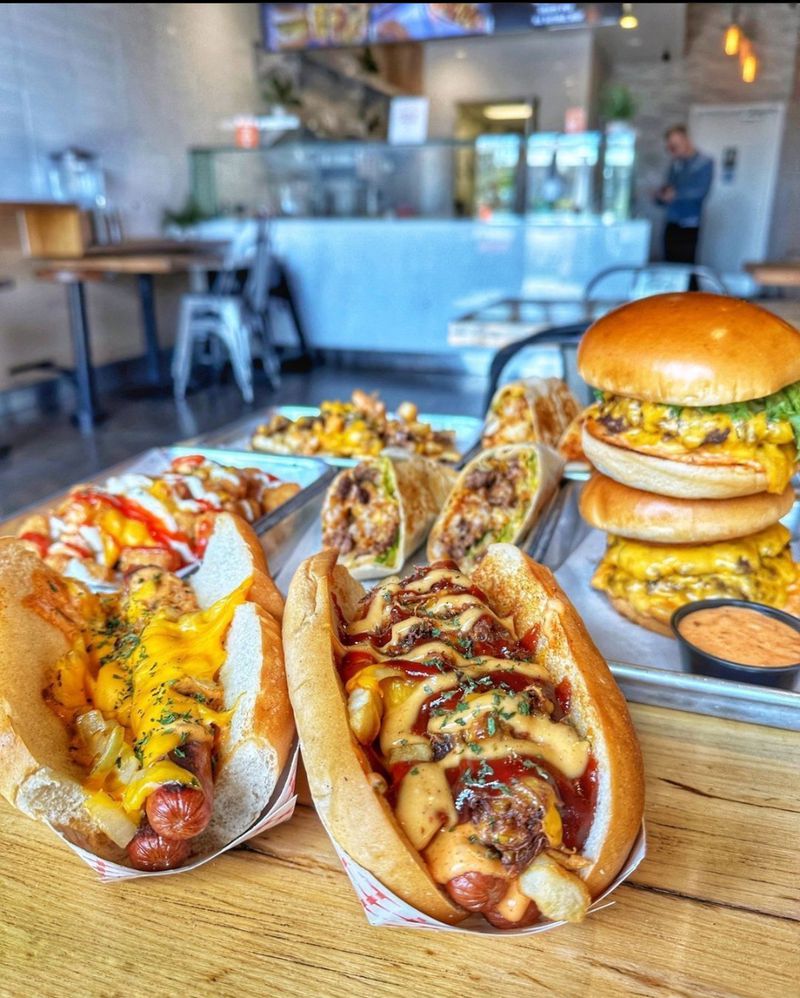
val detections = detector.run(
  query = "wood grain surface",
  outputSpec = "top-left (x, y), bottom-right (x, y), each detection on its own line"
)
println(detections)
top-left (1, 703), bottom-right (798, 998)
top-left (35, 252), bottom-right (222, 275)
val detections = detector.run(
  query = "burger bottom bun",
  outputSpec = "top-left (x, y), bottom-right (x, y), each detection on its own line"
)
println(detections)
top-left (582, 427), bottom-right (769, 498)
top-left (580, 473), bottom-right (793, 544)
top-left (607, 595), bottom-right (674, 638)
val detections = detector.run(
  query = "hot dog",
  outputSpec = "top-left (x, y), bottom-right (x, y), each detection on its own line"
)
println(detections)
top-left (143, 740), bottom-right (214, 842)
top-left (283, 545), bottom-right (644, 927)
top-left (0, 513), bottom-right (294, 871)
top-left (126, 822), bottom-right (193, 871)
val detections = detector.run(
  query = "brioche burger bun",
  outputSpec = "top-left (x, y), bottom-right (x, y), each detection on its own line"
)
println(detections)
top-left (579, 473), bottom-right (799, 636)
top-left (577, 293), bottom-right (800, 498)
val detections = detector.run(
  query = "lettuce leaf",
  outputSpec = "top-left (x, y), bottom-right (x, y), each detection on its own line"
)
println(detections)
top-left (375, 533), bottom-right (399, 566)
top-left (701, 378), bottom-right (800, 446)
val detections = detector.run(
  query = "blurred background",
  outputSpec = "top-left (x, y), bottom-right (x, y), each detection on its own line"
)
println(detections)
top-left (0, 2), bottom-right (798, 446)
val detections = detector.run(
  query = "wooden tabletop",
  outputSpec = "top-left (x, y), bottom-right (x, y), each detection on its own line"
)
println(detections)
top-left (1, 703), bottom-right (797, 997)
top-left (745, 260), bottom-right (800, 287)
top-left (35, 251), bottom-right (224, 275)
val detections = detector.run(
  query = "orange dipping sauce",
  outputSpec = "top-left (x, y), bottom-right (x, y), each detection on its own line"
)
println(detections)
top-left (678, 606), bottom-right (800, 668)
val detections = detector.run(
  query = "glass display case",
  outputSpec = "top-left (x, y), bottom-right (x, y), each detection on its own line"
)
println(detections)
top-left (601, 124), bottom-right (637, 221)
top-left (526, 131), bottom-right (601, 216)
top-left (190, 140), bottom-right (473, 220)
top-left (189, 132), bottom-right (633, 221)
top-left (473, 135), bottom-right (524, 221)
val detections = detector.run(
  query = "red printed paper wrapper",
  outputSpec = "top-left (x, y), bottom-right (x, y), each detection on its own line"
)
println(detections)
top-left (50, 743), bottom-right (299, 883)
top-left (324, 816), bottom-right (646, 934)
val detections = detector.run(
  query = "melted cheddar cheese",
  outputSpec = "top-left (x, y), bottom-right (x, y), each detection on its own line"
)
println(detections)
top-left (588, 395), bottom-right (798, 494)
top-left (339, 563), bottom-right (594, 925)
top-left (44, 573), bottom-right (250, 820)
top-left (593, 523), bottom-right (798, 626)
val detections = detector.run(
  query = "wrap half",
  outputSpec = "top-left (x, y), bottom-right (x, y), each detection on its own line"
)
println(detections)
top-left (322, 455), bottom-right (456, 579)
top-left (482, 377), bottom-right (580, 451)
top-left (427, 443), bottom-right (564, 572)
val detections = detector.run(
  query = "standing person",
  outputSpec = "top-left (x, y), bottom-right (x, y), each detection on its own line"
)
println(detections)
top-left (655, 124), bottom-right (714, 266)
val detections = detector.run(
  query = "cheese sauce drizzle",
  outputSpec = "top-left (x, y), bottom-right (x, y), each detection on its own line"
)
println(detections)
top-left (337, 561), bottom-right (596, 924)
top-left (43, 572), bottom-right (250, 822)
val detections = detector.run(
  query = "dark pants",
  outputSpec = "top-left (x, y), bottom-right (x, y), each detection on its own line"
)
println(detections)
top-left (664, 222), bottom-right (699, 264)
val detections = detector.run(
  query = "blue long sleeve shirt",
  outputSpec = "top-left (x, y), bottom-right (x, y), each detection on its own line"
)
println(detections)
top-left (659, 152), bottom-right (714, 227)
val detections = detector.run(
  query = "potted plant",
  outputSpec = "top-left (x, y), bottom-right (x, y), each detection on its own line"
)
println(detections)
top-left (599, 83), bottom-right (638, 129)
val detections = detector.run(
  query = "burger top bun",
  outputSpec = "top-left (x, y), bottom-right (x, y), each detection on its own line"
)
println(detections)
top-left (577, 293), bottom-right (800, 406)
top-left (579, 472), bottom-right (794, 544)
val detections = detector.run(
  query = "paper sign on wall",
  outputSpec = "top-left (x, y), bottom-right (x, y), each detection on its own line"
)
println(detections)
top-left (388, 96), bottom-right (430, 145)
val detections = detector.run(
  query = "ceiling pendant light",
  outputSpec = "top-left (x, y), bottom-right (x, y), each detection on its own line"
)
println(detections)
top-left (741, 50), bottom-right (758, 83)
top-left (724, 5), bottom-right (741, 55)
top-left (619, 3), bottom-right (638, 30)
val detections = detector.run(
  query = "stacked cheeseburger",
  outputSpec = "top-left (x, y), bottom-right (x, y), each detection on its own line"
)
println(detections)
top-left (575, 292), bottom-right (800, 635)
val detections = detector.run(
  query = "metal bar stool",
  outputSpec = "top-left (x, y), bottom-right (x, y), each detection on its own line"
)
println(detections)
top-left (35, 268), bottom-right (105, 433)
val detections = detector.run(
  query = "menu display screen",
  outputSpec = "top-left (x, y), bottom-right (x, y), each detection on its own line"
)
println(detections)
top-left (261, 3), bottom-right (622, 51)
top-left (371, 3), bottom-right (493, 42)
top-left (263, 3), bottom-right (492, 51)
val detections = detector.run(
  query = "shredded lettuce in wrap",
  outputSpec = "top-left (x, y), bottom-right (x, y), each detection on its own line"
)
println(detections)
top-left (375, 456), bottom-right (399, 565)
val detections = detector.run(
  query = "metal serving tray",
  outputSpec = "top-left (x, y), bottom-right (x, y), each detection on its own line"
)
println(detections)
top-left (526, 480), bottom-right (800, 731)
top-left (191, 405), bottom-right (483, 467)
top-left (0, 446), bottom-right (336, 581)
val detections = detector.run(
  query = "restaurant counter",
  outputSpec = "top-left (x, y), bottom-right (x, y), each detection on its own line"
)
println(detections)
top-left (187, 216), bottom-right (650, 366)
top-left (2, 701), bottom-right (796, 995)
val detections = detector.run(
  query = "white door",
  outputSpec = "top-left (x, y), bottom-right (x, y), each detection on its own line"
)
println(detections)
top-left (688, 102), bottom-right (785, 275)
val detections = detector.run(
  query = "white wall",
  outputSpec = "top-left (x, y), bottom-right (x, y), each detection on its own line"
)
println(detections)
top-left (423, 29), bottom-right (595, 136)
top-left (0, 3), bottom-right (261, 389)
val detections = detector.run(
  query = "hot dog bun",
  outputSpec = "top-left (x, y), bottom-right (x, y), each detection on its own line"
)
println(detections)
top-left (472, 546), bottom-right (643, 896)
top-left (283, 545), bottom-right (644, 923)
top-left (0, 513), bottom-right (293, 864)
top-left (284, 550), bottom-right (464, 924)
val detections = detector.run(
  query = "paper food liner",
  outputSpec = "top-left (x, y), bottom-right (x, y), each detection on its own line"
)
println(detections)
top-left (320, 810), bottom-right (646, 934)
top-left (52, 742), bottom-right (299, 883)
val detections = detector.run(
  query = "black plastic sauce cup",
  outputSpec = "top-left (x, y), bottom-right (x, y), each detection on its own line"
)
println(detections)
top-left (671, 599), bottom-right (800, 690)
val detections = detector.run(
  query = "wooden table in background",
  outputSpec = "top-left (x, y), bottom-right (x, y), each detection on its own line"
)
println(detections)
top-left (35, 245), bottom-right (224, 429)
top-left (745, 260), bottom-right (800, 288)
top-left (1, 703), bottom-right (797, 997)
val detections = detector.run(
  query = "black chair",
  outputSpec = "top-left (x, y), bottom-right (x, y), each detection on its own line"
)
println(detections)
top-left (583, 263), bottom-right (729, 308)
top-left (483, 321), bottom-right (591, 413)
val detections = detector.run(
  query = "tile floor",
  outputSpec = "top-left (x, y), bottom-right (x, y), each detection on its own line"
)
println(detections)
top-left (0, 367), bottom-right (485, 517)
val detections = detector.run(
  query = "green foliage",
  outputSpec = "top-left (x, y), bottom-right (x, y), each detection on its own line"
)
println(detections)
top-left (599, 83), bottom-right (638, 122)
top-left (262, 71), bottom-right (302, 108)
top-left (162, 196), bottom-right (212, 228)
